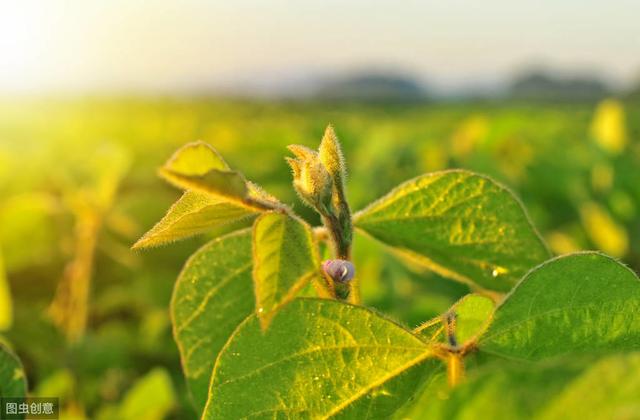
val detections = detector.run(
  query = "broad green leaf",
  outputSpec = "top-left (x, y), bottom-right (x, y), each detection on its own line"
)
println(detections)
top-left (0, 343), bottom-right (27, 397)
top-left (117, 368), bottom-right (176, 420)
top-left (171, 229), bottom-right (254, 410)
top-left (391, 365), bottom-right (448, 420)
top-left (252, 212), bottom-right (322, 328)
top-left (334, 360), bottom-right (442, 420)
top-left (0, 250), bottom-right (13, 330)
top-left (406, 352), bottom-right (640, 419)
top-left (481, 252), bottom-right (640, 361)
top-left (354, 170), bottom-right (550, 291)
top-left (132, 190), bottom-right (257, 249)
top-left (203, 298), bottom-right (438, 419)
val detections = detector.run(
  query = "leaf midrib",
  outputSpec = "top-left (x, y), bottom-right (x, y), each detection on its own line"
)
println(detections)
top-left (216, 343), bottom-right (428, 388)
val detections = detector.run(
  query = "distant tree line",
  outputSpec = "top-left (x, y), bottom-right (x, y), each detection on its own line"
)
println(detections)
top-left (309, 69), bottom-right (640, 102)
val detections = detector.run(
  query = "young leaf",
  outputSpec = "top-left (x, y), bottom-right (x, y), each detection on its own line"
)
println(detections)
top-left (354, 170), bottom-right (550, 292)
top-left (160, 168), bottom-right (249, 203)
top-left (414, 294), bottom-right (495, 346)
top-left (134, 142), bottom-right (285, 249)
top-left (161, 141), bottom-right (230, 175)
top-left (480, 252), bottom-right (640, 361)
top-left (157, 141), bottom-right (275, 210)
top-left (132, 191), bottom-right (257, 249)
top-left (203, 298), bottom-right (438, 419)
top-left (404, 352), bottom-right (640, 419)
top-left (171, 230), bottom-right (254, 410)
top-left (252, 212), bottom-right (323, 328)
top-left (0, 343), bottom-right (27, 397)
top-left (449, 294), bottom-right (495, 346)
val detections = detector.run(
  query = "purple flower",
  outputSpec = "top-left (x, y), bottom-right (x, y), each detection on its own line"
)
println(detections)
top-left (322, 259), bottom-right (355, 283)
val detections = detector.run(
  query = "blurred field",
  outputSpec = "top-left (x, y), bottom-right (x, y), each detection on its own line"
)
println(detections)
top-left (1, 97), bottom-right (639, 419)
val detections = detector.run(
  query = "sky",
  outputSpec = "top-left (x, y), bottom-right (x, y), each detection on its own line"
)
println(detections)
top-left (1, 0), bottom-right (639, 95)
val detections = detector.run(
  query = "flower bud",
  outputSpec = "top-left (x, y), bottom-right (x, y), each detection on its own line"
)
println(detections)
top-left (319, 125), bottom-right (346, 186)
top-left (322, 259), bottom-right (355, 283)
top-left (286, 145), bottom-right (333, 213)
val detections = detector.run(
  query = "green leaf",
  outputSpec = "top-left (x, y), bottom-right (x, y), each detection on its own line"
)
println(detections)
top-left (156, 141), bottom-right (280, 212)
top-left (203, 298), bottom-right (438, 419)
top-left (171, 229), bottom-right (254, 411)
top-left (132, 190), bottom-right (257, 249)
top-left (0, 343), bottom-right (27, 397)
top-left (161, 141), bottom-right (230, 175)
top-left (334, 360), bottom-right (442, 420)
top-left (116, 367), bottom-right (176, 420)
top-left (160, 167), bottom-right (249, 202)
top-left (252, 212), bottom-right (322, 328)
top-left (354, 170), bottom-right (550, 291)
top-left (414, 294), bottom-right (495, 346)
top-left (406, 352), bottom-right (640, 419)
top-left (390, 365), bottom-right (448, 420)
top-left (158, 140), bottom-right (250, 203)
top-left (450, 294), bottom-right (495, 346)
top-left (481, 252), bottom-right (640, 361)
top-left (538, 352), bottom-right (640, 419)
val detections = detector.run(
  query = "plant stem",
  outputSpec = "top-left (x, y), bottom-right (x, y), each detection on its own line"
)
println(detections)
top-left (322, 213), bottom-right (351, 260)
top-left (447, 353), bottom-right (464, 387)
top-left (321, 205), bottom-right (359, 303)
top-left (413, 316), bottom-right (442, 334)
top-left (243, 196), bottom-right (283, 212)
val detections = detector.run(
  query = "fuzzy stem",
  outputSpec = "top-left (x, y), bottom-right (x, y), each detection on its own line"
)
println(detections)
top-left (322, 213), bottom-right (351, 260)
top-left (243, 196), bottom-right (283, 212)
top-left (321, 210), bottom-right (357, 303)
top-left (413, 316), bottom-right (442, 334)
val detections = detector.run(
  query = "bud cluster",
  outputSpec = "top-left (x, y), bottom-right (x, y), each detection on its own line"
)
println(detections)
top-left (286, 126), bottom-right (355, 300)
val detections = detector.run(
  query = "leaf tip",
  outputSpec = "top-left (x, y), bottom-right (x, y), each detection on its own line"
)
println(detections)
top-left (287, 144), bottom-right (317, 160)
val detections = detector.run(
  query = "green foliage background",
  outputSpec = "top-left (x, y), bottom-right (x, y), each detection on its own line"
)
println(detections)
top-left (0, 97), bottom-right (639, 418)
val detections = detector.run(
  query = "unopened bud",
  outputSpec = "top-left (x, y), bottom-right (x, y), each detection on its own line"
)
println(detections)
top-left (286, 145), bottom-right (333, 213)
top-left (322, 259), bottom-right (355, 283)
top-left (319, 125), bottom-right (346, 186)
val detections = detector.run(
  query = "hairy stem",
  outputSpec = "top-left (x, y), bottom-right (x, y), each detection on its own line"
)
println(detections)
top-left (322, 213), bottom-right (351, 260)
